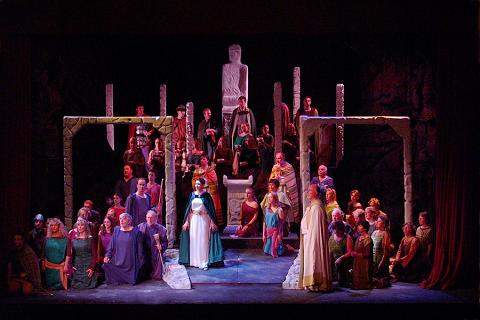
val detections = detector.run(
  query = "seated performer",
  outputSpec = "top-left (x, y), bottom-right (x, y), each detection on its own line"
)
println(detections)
top-left (235, 187), bottom-right (259, 237)
top-left (299, 184), bottom-right (332, 292)
top-left (138, 210), bottom-right (167, 281)
top-left (325, 188), bottom-right (340, 223)
top-left (125, 178), bottom-right (152, 227)
top-left (328, 221), bottom-right (353, 287)
top-left (179, 178), bottom-right (224, 270)
top-left (103, 213), bottom-right (145, 285)
top-left (43, 218), bottom-right (69, 290)
top-left (351, 221), bottom-right (373, 290)
top-left (269, 152), bottom-right (299, 231)
top-left (98, 216), bottom-right (115, 266)
top-left (66, 218), bottom-right (98, 289)
top-left (391, 222), bottom-right (422, 283)
top-left (7, 234), bottom-right (43, 295)
top-left (263, 192), bottom-right (284, 258)
top-left (237, 134), bottom-right (260, 178)
top-left (310, 164), bottom-right (335, 202)
top-left (192, 156), bottom-right (223, 228)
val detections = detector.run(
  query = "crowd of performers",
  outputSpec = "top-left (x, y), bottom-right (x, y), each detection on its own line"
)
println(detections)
top-left (7, 96), bottom-right (433, 295)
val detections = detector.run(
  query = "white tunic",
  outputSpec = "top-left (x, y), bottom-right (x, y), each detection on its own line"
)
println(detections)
top-left (189, 197), bottom-right (211, 268)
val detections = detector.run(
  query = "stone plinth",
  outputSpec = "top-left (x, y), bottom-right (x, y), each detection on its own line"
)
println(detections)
top-left (222, 175), bottom-right (253, 234)
top-left (163, 249), bottom-right (191, 289)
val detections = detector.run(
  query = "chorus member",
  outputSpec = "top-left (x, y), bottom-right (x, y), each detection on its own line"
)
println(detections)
top-left (392, 222), bottom-right (421, 283)
top-left (282, 123), bottom-right (299, 168)
top-left (114, 164), bottom-right (139, 204)
top-left (197, 107), bottom-right (220, 159)
top-left (351, 209), bottom-right (366, 242)
top-left (347, 189), bottom-right (363, 215)
top-left (138, 210), bottom-right (168, 280)
top-left (237, 134), bottom-right (260, 178)
top-left (259, 124), bottom-right (274, 148)
top-left (146, 170), bottom-right (161, 208)
top-left (103, 213), bottom-right (145, 285)
top-left (269, 152), bottom-right (299, 226)
top-left (371, 217), bottom-right (390, 286)
top-left (43, 218), bottom-right (68, 290)
top-left (188, 139), bottom-right (206, 166)
top-left (172, 104), bottom-right (187, 150)
top-left (310, 165), bottom-right (335, 202)
top-left (109, 193), bottom-right (125, 223)
top-left (416, 212), bottom-right (433, 277)
top-left (191, 156), bottom-right (223, 227)
top-left (147, 138), bottom-right (165, 180)
top-left (328, 221), bottom-right (353, 287)
top-left (263, 193), bottom-right (284, 258)
top-left (328, 208), bottom-right (353, 237)
top-left (229, 96), bottom-right (256, 148)
top-left (179, 178), bottom-right (224, 270)
top-left (299, 185), bottom-right (332, 292)
top-left (124, 137), bottom-right (146, 178)
top-left (125, 178), bottom-right (152, 227)
top-left (7, 234), bottom-right (42, 295)
top-left (66, 218), bottom-right (98, 289)
top-left (325, 188), bottom-right (339, 223)
top-left (98, 216), bottom-right (115, 265)
top-left (368, 197), bottom-right (388, 220)
top-left (235, 188), bottom-right (259, 237)
top-left (260, 179), bottom-right (291, 236)
top-left (351, 220), bottom-right (373, 290)
top-left (365, 207), bottom-right (377, 236)
top-left (27, 213), bottom-right (46, 259)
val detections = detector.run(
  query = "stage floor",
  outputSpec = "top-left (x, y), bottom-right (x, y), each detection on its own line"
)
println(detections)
top-left (0, 249), bottom-right (475, 306)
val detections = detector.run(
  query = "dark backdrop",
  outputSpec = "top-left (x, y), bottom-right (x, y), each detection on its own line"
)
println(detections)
top-left (0, 0), bottom-right (477, 290)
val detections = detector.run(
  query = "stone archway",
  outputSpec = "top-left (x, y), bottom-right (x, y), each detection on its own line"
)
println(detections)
top-left (298, 115), bottom-right (412, 223)
top-left (63, 116), bottom-right (177, 247)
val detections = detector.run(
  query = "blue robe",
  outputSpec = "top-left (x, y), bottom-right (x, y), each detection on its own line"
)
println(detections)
top-left (138, 222), bottom-right (167, 280)
top-left (102, 226), bottom-right (145, 285)
top-left (125, 193), bottom-right (151, 227)
top-left (178, 192), bottom-right (224, 267)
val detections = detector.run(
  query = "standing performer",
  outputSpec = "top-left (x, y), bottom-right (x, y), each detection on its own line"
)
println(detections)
top-left (138, 210), bottom-right (167, 280)
top-left (298, 184), bottom-right (332, 292)
top-left (179, 178), bottom-right (224, 270)
top-left (124, 178), bottom-right (152, 227)
top-left (197, 107), bottom-right (221, 160)
top-left (229, 96), bottom-right (256, 148)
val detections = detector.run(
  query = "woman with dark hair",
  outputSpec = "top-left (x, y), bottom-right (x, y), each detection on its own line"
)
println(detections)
top-left (109, 193), bottom-right (125, 223)
top-left (347, 189), bottom-right (363, 215)
top-left (351, 220), bottom-right (373, 289)
top-left (192, 156), bottom-right (223, 228)
top-left (98, 216), bottom-right (115, 265)
top-left (179, 178), bottom-right (224, 270)
top-left (66, 218), bottom-right (98, 289)
top-left (43, 218), bottom-right (69, 290)
top-left (328, 221), bottom-right (353, 287)
top-left (147, 138), bottom-right (165, 180)
top-left (392, 222), bottom-right (421, 283)
top-left (235, 187), bottom-right (259, 237)
top-left (371, 216), bottom-right (391, 288)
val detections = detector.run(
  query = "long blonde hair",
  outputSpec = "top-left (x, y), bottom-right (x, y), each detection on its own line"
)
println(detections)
top-left (46, 218), bottom-right (68, 238)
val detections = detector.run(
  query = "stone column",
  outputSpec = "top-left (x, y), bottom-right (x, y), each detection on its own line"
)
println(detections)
top-left (273, 82), bottom-right (283, 156)
top-left (336, 84), bottom-right (344, 166)
top-left (160, 84), bottom-right (167, 117)
top-left (185, 102), bottom-right (194, 159)
top-left (105, 84), bottom-right (114, 151)
top-left (293, 67), bottom-right (300, 122)
top-left (299, 116), bottom-right (311, 213)
top-left (164, 132), bottom-right (177, 247)
top-left (222, 175), bottom-right (253, 234)
top-left (403, 132), bottom-right (413, 223)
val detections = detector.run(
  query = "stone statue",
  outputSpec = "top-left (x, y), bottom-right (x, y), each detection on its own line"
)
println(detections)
top-left (222, 44), bottom-right (248, 141)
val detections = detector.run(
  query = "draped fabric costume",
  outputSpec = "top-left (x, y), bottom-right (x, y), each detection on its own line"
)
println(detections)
top-left (328, 234), bottom-right (352, 286)
top-left (269, 162), bottom-right (299, 223)
top-left (44, 237), bottom-right (68, 290)
top-left (298, 199), bottom-right (332, 291)
top-left (102, 226), bottom-right (145, 285)
top-left (68, 237), bottom-right (98, 289)
top-left (8, 243), bottom-right (42, 291)
top-left (123, 148), bottom-right (146, 178)
top-left (125, 193), bottom-right (151, 228)
top-left (352, 235), bottom-right (373, 289)
top-left (229, 107), bottom-right (257, 148)
top-left (197, 118), bottom-right (220, 159)
top-left (325, 201), bottom-right (339, 223)
top-left (179, 192), bottom-right (224, 268)
top-left (263, 207), bottom-right (283, 257)
top-left (191, 166), bottom-right (223, 227)
top-left (138, 222), bottom-right (168, 280)
top-left (371, 230), bottom-right (389, 278)
top-left (235, 202), bottom-right (258, 237)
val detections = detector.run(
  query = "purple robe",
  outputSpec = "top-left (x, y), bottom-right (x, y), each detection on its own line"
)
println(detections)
top-left (138, 222), bottom-right (168, 280)
top-left (125, 193), bottom-right (151, 227)
top-left (102, 226), bottom-right (145, 285)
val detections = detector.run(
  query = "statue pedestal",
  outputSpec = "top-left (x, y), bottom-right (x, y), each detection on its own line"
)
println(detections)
top-left (222, 106), bottom-right (236, 147)
top-left (222, 175), bottom-right (253, 235)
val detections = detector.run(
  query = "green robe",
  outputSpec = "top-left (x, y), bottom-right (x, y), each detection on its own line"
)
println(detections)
top-left (178, 192), bottom-right (224, 266)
